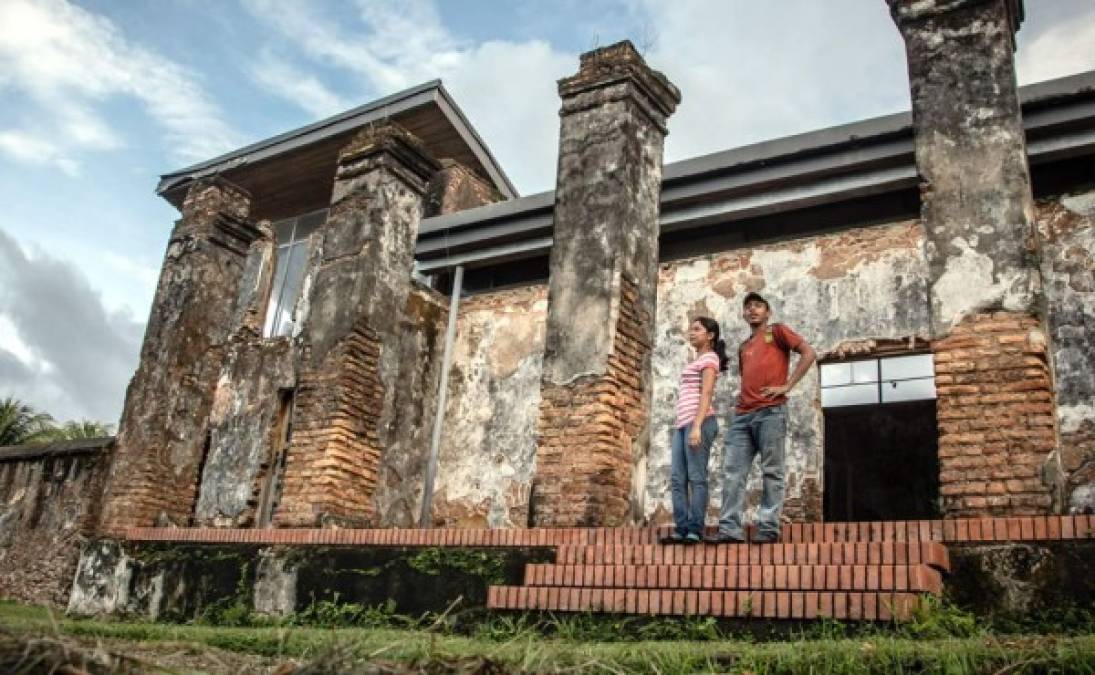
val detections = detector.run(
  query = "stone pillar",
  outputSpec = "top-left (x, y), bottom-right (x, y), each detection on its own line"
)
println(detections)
top-left (424, 160), bottom-right (503, 217)
top-left (99, 177), bottom-right (261, 531)
top-left (890, 0), bottom-right (1058, 516)
top-left (530, 41), bottom-right (680, 527)
top-left (273, 123), bottom-right (439, 527)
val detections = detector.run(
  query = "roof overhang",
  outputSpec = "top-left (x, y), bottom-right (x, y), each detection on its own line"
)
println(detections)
top-left (416, 70), bottom-right (1095, 275)
top-left (157, 81), bottom-right (517, 221)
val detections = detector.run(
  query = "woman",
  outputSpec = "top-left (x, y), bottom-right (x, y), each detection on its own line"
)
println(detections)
top-left (661, 316), bottom-right (729, 544)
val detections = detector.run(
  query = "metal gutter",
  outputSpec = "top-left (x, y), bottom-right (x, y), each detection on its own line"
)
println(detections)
top-left (415, 70), bottom-right (1095, 273)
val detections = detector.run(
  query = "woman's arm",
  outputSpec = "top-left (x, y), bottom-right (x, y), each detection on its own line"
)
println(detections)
top-left (689, 366), bottom-right (717, 448)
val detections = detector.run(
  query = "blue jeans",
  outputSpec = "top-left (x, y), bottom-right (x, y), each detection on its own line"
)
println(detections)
top-left (718, 405), bottom-right (787, 538)
top-left (670, 416), bottom-right (718, 536)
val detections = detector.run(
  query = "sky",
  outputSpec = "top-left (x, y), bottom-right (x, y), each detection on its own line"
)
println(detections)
top-left (1, 0), bottom-right (1094, 426)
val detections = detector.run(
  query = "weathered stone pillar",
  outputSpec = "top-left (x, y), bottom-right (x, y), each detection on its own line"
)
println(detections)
top-left (99, 177), bottom-right (261, 530)
top-left (424, 159), bottom-right (503, 217)
top-left (890, 0), bottom-right (1058, 516)
top-left (530, 41), bottom-right (680, 527)
top-left (273, 124), bottom-right (439, 527)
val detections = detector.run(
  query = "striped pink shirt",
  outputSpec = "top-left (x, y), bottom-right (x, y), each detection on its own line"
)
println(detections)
top-left (675, 351), bottom-right (720, 428)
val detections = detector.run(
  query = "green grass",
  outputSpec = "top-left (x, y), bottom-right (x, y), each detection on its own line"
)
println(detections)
top-left (3, 601), bottom-right (1094, 674)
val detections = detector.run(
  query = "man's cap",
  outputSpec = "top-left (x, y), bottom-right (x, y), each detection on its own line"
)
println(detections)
top-left (742, 291), bottom-right (769, 307)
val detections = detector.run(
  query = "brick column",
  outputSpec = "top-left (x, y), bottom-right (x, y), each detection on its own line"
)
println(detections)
top-left (890, 0), bottom-right (1058, 515)
top-left (530, 41), bottom-right (680, 527)
top-left (99, 178), bottom-right (260, 530)
top-left (274, 124), bottom-right (439, 527)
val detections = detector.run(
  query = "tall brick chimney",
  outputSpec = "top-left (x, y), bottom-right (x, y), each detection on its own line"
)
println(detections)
top-left (889, 0), bottom-right (1060, 516)
top-left (274, 123), bottom-right (440, 527)
top-left (530, 41), bottom-right (680, 527)
top-left (99, 177), bottom-right (261, 531)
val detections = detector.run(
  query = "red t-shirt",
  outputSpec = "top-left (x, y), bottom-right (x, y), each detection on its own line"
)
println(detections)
top-left (736, 323), bottom-right (804, 414)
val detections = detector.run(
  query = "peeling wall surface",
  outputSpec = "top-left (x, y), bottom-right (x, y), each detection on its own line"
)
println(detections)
top-left (432, 285), bottom-right (548, 528)
top-left (372, 285), bottom-right (449, 527)
top-left (1038, 189), bottom-right (1095, 513)
top-left (433, 221), bottom-right (931, 526)
top-left (647, 221), bottom-right (931, 525)
top-left (0, 444), bottom-right (110, 607)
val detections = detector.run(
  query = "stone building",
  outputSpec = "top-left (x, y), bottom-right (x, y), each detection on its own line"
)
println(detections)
top-left (2, 0), bottom-right (1094, 607)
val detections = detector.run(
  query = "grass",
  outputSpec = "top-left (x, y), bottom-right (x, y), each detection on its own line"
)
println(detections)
top-left (3, 600), bottom-right (1094, 674)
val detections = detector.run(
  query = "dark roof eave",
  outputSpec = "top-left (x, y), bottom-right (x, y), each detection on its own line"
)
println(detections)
top-left (0, 436), bottom-right (115, 462)
top-left (155, 80), bottom-right (517, 201)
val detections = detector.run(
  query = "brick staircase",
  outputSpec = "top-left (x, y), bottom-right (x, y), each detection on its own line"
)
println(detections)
top-left (116, 515), bottom-right (1092, 622)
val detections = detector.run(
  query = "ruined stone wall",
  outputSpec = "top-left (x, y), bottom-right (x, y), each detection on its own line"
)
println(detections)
top-left (434, 220), bottom-right (930, 527)
top-left (0, 442), bottom-right (111, 607)
top-left (431, 284), bottom-right (548, 528)
top-left (1038, 188), bottom-right (1095, 514)
top-left (647, 220), bottom-right (931, 525)
top-left (372, 285), bottom-right (450, 527)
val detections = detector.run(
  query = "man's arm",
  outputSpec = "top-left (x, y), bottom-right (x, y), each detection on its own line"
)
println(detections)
top-left (761, 340), bottom-right (817, 399)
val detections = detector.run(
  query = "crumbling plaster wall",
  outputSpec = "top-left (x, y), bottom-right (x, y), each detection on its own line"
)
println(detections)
top-left (372, 284), bottom-right (450, 527)
top-left (1038, 188), bottom-right (1095, 514)
top-left (432, 284), bottom-right (548, 528)
top-left (645, 220), bottom-right (931, 525)
top-left (433, 220), bottom-right (930, 526)
top-left (0, 446), bottom-right (110, 607)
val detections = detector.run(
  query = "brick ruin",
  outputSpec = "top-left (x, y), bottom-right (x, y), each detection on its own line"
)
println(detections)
top-left (2, 0), bottom-right (1095, 610)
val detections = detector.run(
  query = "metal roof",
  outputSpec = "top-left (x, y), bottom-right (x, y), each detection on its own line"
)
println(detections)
top-left (415, 70), bottom-right (1095, 274)
top-left (156, 80), bottom-right (517, 201)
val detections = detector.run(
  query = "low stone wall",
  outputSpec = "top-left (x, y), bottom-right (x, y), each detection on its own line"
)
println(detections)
top-left (0, 438), bottom-right (112, 607)
top-left (68, 540), bottom-right (551, 621)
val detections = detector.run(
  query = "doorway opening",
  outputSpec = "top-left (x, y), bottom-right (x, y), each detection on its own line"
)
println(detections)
top-left (821, 353), bottom-right (940, 522)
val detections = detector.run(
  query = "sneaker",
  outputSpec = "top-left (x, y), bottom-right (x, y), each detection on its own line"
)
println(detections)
top-left (684, 532), bottom-right (702, 545)
top-left (658, 532), bottom-right (686, 545)
top-left (752, 530), bottom-right (781, 543)
top-left (703, 531), bottom-right (745, 544)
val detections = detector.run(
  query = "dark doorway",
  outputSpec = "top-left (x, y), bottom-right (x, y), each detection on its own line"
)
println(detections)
top-left (823, 400), bottom-right (940, 522)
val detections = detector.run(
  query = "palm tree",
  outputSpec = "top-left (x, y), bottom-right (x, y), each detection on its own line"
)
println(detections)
top-left (0, 397), bottom-right (55, 446)
top-left (46, 419), bottom-right (115, 440)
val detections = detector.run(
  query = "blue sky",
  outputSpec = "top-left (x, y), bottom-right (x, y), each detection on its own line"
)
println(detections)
top-left (2, 0), bottom-right (1094, 425)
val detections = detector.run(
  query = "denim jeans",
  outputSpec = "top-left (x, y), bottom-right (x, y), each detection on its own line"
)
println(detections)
top-left (669, 416), bottom-right (719, 536)
top-left (718, 404), bottom-right (787, 538)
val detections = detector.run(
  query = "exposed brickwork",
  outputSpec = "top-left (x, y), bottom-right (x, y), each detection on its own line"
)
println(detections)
top-left (424, 159), bottom-right (503, 217)
top-left (533, 277), bottom-right (651, 526)
top-left (99, 178), bottom-right (259, 530)
top-left (934, 312), bottom-right (1057, 516)
top-left (273, 124), bottom-right (439, 527)
top-left (117, 516), bottom-right (1092, 547)
top-left (0, 444), bottom-right (110, 607)
top-left (276, 322), bottom-right (384, 526)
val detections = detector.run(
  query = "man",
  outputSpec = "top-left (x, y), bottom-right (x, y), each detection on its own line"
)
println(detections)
top-left (707, 292), bottom-right (816, 544)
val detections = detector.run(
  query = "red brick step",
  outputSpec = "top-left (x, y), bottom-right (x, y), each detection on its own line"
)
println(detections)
top-left (524, 563), bottom-right (942, 594)
top-left (487, 586), bottom-right (927, 621)
top-left (554, 541), bottom-right (950, 572)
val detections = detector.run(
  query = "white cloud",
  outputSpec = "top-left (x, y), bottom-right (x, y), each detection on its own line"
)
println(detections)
top-left (1018, 10), bottom-right (1095, 85)
top-left (250, 53), bottom-right (350, 119)
top-left (0, 0), bottom-right (241, 172)
top-left (0, 130), bottom-right (80, 176)
top-left (0, 228), bottom-right (142, 423)
top-left (241, 0), bottom-right (572, 192)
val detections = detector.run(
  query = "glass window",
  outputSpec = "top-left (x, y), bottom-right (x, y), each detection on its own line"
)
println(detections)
top-left (820, 353), bottom-right (936, 408)
top-left (263, 210), bottom-right (326, 338)
top-left (881, 377), bottom-right (937, 403)
top-left (821, 383), bottom-right (879, 408)
top-left (881, 354), bottom-right (935, 381)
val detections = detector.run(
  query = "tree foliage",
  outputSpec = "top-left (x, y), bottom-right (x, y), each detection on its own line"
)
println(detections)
top-left (0, 397), bottom-right (114, 446)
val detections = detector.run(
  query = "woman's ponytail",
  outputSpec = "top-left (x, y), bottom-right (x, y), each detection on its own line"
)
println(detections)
top-left (713, 338), bottom-right (730, 373)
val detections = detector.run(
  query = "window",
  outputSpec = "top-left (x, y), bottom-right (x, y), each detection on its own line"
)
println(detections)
top-left (820, 354), bottom-right (935, 408)
top-left (263, 210), bottom-right (325, 338)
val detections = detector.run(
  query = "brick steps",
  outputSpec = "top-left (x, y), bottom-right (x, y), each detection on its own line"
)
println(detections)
top-left (487, 586), bottom-right (928, 621)
top-left (554, 541), bottom-right (950, 570)
top-left (114, 514), bottom-right (1092, 547)
top-left (524, 563), bottom-right (943, 594)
